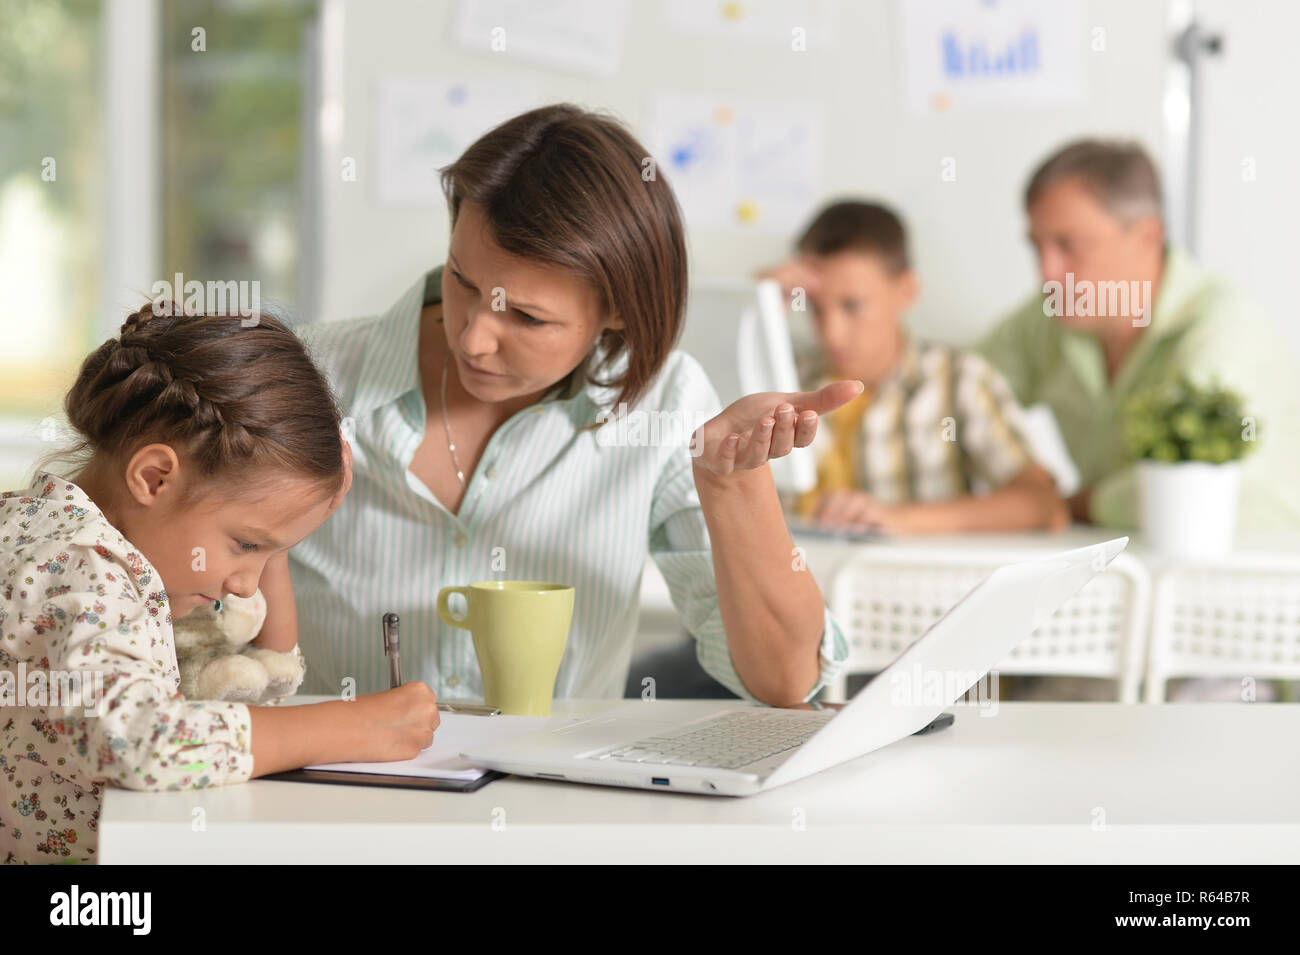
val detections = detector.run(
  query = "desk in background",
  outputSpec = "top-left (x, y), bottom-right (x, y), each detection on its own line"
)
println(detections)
top-left (790, 525), bottom-right (1300, 584)
top-left (631, 526), bottom-right (1300, 702)
top-left (789, 527), bottom-right (1300, 702)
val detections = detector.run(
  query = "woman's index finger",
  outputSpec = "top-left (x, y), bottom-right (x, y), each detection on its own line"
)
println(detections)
top-left (791, 379), bottom-right (865, 415)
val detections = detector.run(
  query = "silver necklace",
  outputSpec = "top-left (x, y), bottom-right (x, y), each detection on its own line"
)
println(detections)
top-left (441, 352), bottom-right (466, 486)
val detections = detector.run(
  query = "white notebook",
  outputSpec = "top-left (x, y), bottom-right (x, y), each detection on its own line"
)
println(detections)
top-left (306, 713), bottom-right (576, 781)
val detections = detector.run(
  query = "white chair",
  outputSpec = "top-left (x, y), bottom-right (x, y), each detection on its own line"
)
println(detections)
top-left (825, 546), bottom-right (1151, 703)
top-left (1144, 556), bottom-right (1300, 702)
top-left (1017, 403), bottom-right (1081, 498)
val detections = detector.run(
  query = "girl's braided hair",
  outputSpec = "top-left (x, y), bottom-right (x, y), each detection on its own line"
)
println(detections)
top-left (34, 301), bottom-right (345, 506)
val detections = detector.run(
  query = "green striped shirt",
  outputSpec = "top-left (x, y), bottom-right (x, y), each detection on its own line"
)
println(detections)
top-left (288, 268), bottom-right (849, 703)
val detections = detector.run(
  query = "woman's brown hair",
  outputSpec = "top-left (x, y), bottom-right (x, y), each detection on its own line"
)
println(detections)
top-left (32, 302), bottom-right (346, 506)
top-left (439, 103), bottom-right (689, 428)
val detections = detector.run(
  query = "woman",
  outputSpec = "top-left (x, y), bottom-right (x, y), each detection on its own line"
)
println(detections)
top-left (273, 104), bottom-right (861, 707)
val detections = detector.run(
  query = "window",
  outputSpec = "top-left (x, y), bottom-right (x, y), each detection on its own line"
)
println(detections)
top-left (0, 0), bottom-right (103, 420)
top-left (160, 0), bottom-right (319, 319)
top-left (0, 0), bottom-right (319, 488)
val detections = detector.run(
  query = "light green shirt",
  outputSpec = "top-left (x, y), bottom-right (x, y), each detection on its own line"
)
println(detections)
top-left (975, 246), bottom-right (1300, 529)
top-left (287, 267), bottom-right (849, 702)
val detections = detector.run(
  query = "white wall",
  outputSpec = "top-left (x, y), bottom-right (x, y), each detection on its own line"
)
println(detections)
top-left (14, 0), bottom-right (1295, 493)
top-left (1194, 0), bottom-right (1300, 358)
top-left (315, 0), bottom-right (1173, 348)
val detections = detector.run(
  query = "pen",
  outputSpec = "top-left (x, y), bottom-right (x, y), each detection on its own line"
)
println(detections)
top-left (437, 702), bottom-right (501, 716)
top-left (382, 611), bottom-right (498, 714)
top-left (382, 612), bottom-right (401, 689)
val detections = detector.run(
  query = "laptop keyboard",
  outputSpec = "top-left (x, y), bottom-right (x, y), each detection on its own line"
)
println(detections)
top-left (587, 709), bottom-right (835, 771)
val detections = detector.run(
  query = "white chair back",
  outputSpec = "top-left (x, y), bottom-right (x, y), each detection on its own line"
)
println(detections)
top-left (1144, 556), bottom-right (1300, 702)
top-left (826, 547), bottom-right (1150, 703)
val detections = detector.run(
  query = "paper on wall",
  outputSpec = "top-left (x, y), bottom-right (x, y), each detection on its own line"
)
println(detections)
top-left (898, 0), bottom-right (1087, 115)
top-left (453, 0), bottom-right (630, 76)
top-left (375, 76), bottom-right (538, 205)
top-left (662, 0), bottom-right (840, 47)
top-left (643, 94), bottom-right (823, 235)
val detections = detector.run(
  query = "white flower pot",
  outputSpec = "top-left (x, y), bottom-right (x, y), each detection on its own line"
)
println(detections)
top-left (1137, 459), bottom-right (1241, 559)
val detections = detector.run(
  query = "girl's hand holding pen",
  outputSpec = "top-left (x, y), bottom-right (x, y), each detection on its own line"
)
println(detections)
top-left (248, 681), bottom-right (440, 775)
top-left (346, 683), bottom-right (441, 762)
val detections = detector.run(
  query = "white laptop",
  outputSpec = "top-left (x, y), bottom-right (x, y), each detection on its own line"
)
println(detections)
top-left (462, 536), bottom-right (1128, 796)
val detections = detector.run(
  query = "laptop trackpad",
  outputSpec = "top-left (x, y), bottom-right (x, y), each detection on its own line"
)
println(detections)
top-left (551, 716), bottom-right (664, 743)
top-left (550, 705), bottom-right (693, 746)
top-left (550, 703), bottom-right (727, 745)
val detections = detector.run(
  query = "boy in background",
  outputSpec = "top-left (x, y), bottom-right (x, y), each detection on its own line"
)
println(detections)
top-left (762, 200), bottom-right (1068, 534)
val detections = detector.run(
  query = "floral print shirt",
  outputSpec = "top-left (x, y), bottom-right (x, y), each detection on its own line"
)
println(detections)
top-left (1, 473), bottom-right (254, 864)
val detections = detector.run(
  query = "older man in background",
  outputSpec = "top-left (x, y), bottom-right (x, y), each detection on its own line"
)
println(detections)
top-left (979, 140), bottom-right (1300, 703)
top-left (976, 139), bottom-right (1300, 531)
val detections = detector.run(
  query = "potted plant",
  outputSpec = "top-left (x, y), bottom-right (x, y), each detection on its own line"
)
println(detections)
top-left (1121, 376), bottom-right (1258, 558)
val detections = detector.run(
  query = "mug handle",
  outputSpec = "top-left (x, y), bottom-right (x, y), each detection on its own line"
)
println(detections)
top-left (437, 586), bottom-right (471, 630)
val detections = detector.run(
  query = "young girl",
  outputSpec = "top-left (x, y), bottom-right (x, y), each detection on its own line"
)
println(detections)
top-left (1, 305), bottom-right (438, 865)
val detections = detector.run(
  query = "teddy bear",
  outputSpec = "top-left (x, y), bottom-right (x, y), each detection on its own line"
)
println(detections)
top-left (172, 589), bottom-right (305, 705)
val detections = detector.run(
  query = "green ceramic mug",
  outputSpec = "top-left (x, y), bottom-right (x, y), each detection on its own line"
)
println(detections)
top-left (435, 581), bottom-right (574, 716)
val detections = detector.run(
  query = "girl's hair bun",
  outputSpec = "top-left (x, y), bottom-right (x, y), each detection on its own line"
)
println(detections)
top-left (118, 300), bottom-right (189, 342)
top-left (36, 300), bottom-right (347, 507)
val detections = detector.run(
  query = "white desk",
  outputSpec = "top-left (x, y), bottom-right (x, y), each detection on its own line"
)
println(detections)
top-left (791, 525), bottom-right (1300, 585)
top-left (100, 698), bottom-right (1300, 863)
